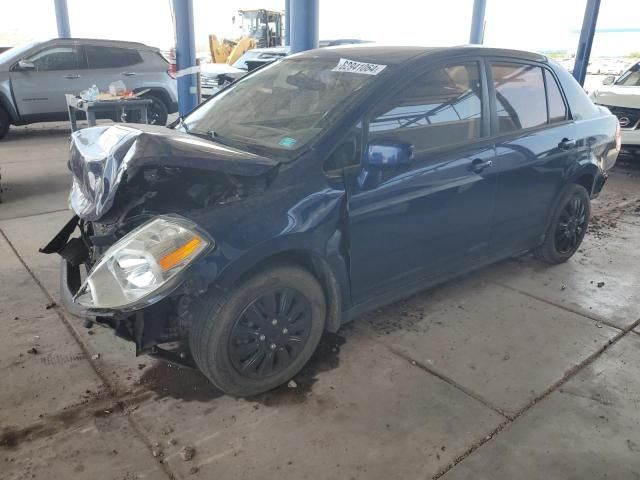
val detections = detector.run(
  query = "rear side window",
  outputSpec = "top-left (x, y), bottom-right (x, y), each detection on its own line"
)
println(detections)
top-left (491, 63), bottom-right (547, 133)
top-left (85, 46), bottom-right (143, 69)
top-left (545, 69), bottom-right (567, 123)
top-left (368, 62), bottom-right (483, 152)
top-left (26, 46), bottom-right (83, 71)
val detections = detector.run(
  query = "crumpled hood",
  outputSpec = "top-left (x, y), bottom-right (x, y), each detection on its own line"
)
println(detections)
top-left (590, 85), bottom-right (640, 109)
top-left (68, 124), bottom-right (278, 221)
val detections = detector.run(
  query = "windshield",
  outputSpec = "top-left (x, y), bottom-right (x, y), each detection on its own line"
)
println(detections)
top-left (0, 41), bottom-right (38, 64)
top-left (616, 62), bottom-right (640, 87)
top-left (182, 56), bottom-right (388, 160)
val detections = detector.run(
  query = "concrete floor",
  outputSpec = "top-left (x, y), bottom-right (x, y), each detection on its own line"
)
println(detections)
top-left (1, 122), bottom-right (640, 480)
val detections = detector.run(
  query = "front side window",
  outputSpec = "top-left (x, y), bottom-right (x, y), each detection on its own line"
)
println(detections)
top-left (492, 63), bottom-right (547, 133)
top-left (26, 46), bottom-right (82, 71)
top-left (367, 63), bottom-right (483, 152)
top-left (85, 46), bottom-right (142, 69)
top-left (183, 57), bottom-right (388, 159)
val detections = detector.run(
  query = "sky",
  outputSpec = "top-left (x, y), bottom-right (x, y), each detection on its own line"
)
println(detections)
top-left (1, 0), bottom-right (639, 57)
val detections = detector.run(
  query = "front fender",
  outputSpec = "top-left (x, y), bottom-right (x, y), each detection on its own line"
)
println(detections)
top-left (184, 186), bottom-right (351, 326)
top-left (0, 84), bottom-right (18, 122)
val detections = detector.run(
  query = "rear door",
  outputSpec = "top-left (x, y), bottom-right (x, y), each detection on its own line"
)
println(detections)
top-left (346, 60), bottom-right (498, 304)
top-left (488, 60), bottom-right (574, 254)
top-left (10, 42), bottom-right (85, 115)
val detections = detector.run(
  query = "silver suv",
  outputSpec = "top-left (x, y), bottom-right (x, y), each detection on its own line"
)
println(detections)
top-left (0, 38), bottom-right (178, 139)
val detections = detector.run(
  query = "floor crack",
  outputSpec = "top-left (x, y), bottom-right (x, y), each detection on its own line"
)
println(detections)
top-left (432, 315), bottom-right (640, 479)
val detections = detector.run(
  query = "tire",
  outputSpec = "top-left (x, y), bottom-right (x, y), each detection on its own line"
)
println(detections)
top-left (125, 94), bottom-right (168, 126)
top-left (534, 184), bottom-right (590, 264)
top-left (0, 107), bottom-right (10, 140)
top-left (189, 265), bottom-right (326, 396)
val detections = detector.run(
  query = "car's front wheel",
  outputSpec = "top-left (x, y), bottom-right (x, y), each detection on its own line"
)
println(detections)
top-left (189, 265), bottom-right (326, 396)
top-left (534, 184), bottom-right (591, 264)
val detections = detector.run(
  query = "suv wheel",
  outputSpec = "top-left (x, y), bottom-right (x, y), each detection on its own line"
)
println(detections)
top-left (189, 265), bottom-right (326, 396)
top-left (144, 94), bottom-right (169, 125)
top-left (534, 184), bottom-right (590, 264)
top-left (0, 107), bottom-right (10, 140)
top-left (125, 94), bottom-right (168, 126)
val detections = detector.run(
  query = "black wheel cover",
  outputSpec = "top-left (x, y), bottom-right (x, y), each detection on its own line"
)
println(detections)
top-left (228, 288), bottom-right (313, 379)
top-left (554, 195), bottom-right (588, 254)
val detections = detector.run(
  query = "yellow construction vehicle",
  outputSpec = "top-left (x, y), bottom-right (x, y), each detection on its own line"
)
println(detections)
top-left (209, 9), bottom-right (284, 65)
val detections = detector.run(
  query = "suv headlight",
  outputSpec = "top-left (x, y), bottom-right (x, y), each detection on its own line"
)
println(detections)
top-left (75, 216), bottom-right (212, 310)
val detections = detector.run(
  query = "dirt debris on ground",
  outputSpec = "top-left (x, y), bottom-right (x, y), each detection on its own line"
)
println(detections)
top-left (180, 445), bottom-right (195, 461)
top-left (247, 332), bottom-right (346, 407)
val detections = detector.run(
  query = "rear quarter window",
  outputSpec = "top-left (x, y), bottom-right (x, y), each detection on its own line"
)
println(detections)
top-left (544, 69), bottom-right (568, 123)
top-left (550, 61), bottom-right (600, 120)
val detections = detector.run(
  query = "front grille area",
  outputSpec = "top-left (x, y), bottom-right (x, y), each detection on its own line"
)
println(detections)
top-left (607, 105), bottom-right (640, 130)
top-left (200, 75), bottom-right (218, 87)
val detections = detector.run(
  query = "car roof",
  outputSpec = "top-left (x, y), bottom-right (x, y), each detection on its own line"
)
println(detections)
top-left (46, 37), bottom-right (159, 51)
top-left (292, 44), bottom-right (547, 66)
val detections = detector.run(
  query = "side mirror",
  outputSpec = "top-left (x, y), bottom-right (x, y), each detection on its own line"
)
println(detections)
top-left (16, 59), bottom-right (35, 71)
top-left (602, 75), bottom-right (615, 86)
top-left (365, 140), bottom-right (414, 170)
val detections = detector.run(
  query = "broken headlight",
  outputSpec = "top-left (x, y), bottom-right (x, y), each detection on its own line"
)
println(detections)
top-left (75, 216), bottom-right (212, 310)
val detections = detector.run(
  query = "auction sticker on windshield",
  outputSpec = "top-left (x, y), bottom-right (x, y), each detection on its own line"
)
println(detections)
top-left (332, 58), bottom-right (387, 75)
top-left (279, 137), bottom-right (297, 148)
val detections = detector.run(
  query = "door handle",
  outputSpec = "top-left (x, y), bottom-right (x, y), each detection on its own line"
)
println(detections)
top-left (64, 74), bottom-right (80, 79)
top-left (121, 72), bottom-right (136, 76)
top-left (468, 158), bottom-right (493, 173)
top-left (558, 138), bottom-right (576, 150)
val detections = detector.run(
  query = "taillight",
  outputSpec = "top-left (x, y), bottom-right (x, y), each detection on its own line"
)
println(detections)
top-left (615, 120), bottom-right (622, 152)
top-left (167, 63), bottom-right (177, 79)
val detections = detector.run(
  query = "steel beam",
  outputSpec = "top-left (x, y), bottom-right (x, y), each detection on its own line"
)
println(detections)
top-left (54, 0), bottom-right (71, 38)
top-left (573, 0), bottom-right (601, 86)
top-left (172, 0), bottom-right (198, 115)
top-left (469, 0), bottom-right (486, 44)
top-left (289, 0), bottom-right (319, 54)
top-left (284, 0), bottom-right (291, 46)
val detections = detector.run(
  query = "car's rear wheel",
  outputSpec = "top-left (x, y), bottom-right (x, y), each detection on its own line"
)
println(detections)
top-left (125, 94), bottom-right (168, 126)
top-left (189, 265), bottom-right (326, 396)
top-left (534, 184), bottom-right (590, 264)
top-left (0, 107), bottom-right (10, 140)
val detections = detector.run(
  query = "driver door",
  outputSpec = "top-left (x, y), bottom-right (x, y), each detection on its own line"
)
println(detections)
top-left (345, 60), bottom-right (498, 305)
top-left (10, 42), bottom-right (85, 116)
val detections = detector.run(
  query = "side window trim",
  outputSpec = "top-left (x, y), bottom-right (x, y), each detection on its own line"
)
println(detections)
top-left (485, 57), bottom-right (572, 139)
top-left (362, 57), bottom-right (491, 156)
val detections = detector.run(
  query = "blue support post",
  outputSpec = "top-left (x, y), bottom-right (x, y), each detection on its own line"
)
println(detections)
top-left (284, 0), bottom-right (291, 46)
top-left (289, 0), bottom-right (319, 54)
top-left (173, 0), bottom-right (197, 115)
top-left (469, 0), bottom-right (486, 44)
top-left (573, 0), bottom-right (601, 86)
top-left (54, 0), bottom-right (71, 38)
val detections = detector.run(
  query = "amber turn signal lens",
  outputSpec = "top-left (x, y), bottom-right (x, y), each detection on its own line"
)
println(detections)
top-left (158, 236), bottom-right (203, 271)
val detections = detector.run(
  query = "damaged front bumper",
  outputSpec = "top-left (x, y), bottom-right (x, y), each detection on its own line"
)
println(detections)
top-left (43, 124), bottom-right (278, 354)
top-left (44, 215), bottom-right (206, 355)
